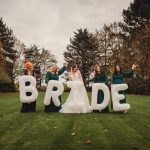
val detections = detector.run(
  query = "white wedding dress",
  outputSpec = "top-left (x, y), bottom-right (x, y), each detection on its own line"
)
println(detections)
top-left (59, 70), bottom-right (91, 113)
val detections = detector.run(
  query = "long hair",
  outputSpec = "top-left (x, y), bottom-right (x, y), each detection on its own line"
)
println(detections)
top-left (71, 64), bottom-right (77, 73)
top-left (114, 65), bottom-right (122, 74)
top-left (94, 64), bottom-right (103, 74)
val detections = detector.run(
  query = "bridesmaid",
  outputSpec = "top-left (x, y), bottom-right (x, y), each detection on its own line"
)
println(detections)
top-left (20, 61), bottom-right (36, 113)
top-left (90, 64), bottom-right (109, 113)
top-left (112, 64), bottom-right (136, 112)
top-left (44, 64), bottom-right (66, 112)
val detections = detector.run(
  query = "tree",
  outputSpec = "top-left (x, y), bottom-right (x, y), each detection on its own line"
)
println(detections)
top-left (95, 23), bottom-right (132, 73)
top-left (64, 28), bottom-right (100, 83)
top-left (0, 17), bottom-right (17, 91)
top-left (0, 41), bottom-right (11, 84)
top-left (13, 39), bottom-right (26, 79)
top-left (24, 45), bottom-right (57, 89)
top-left (123, 0), bottom-right (150, 36)
top-left (95, 24), bottom-right (114, 72)
top-left (122, 0), bottom-right (150, 76)
top-left (38, 48), bottom-right (57, 82)
top-left (122, 0), bottom-right (150, 94)
top-left (129, 24), bottom-right (150, 77)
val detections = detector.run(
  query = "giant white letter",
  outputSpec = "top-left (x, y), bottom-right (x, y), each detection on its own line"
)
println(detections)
top-left (44, 80), bottom-right (64, 106)
top-left (111, 84), bottom-right (130, 111)
top-left (19, 75), bottom-right (38, 103)
top-left (91, 83), bottom-right (110, 111)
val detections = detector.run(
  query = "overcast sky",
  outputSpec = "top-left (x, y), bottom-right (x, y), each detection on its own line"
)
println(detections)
top-left (0, 0), bottom-right (133, 66)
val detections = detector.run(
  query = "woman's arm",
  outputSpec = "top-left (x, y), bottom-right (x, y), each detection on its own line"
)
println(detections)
top-left (78, 70), bottom-right (83, 81)
top-left (45, 71), bottom-right (50, 84)
top-left (123, 64), bottom-right (136, 78)
top-left (58, 66), bottom-right (66, 75)
top-left (87, 74), bottom-right (96, 83)
top-left (123, 70), bottom-right (133, 78)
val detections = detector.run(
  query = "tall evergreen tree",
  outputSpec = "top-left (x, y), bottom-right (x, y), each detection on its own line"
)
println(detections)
top-left (0, 17), bottom-right (16, 90)
top-left (64, 28), bottom-right (99, 83)
top-left (123, 0), bottom-right (150, 35)
top-left (0, 41), bottom-right (11, 84)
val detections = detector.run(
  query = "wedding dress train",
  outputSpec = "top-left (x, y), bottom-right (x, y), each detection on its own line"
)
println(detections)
top-left (59, 70), bottom-right (91, 113)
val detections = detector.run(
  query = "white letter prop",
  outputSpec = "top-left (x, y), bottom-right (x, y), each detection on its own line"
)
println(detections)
top-left (91, 83), bottom-right (110, 111)
top-left (44, 80), bottom-right (64, 106)
top-left (111, 84), bottom-right (130, 111)
top-left (19, 75), bottom-right (38, 103)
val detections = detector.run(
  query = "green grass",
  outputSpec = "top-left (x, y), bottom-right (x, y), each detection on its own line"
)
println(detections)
top-left (0, 92), bottom-right (150, 150)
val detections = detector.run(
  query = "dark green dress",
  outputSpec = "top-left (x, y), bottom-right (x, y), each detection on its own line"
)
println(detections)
top-left (112, 70), bottom-right (133, 105)
top-left (91, 71), bottom-right (109, 113)
top-left (20, 69), bottom-right (36, 113)
top-left (44, 66), bottom-right (66, 112)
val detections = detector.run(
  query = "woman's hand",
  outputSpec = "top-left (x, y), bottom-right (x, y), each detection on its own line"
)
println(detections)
top-left (63, 62), bottom-right (67, 67)
top-left (132, 64), bottom-right (136, 70)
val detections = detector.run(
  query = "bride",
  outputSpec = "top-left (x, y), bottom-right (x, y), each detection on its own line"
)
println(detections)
top-left (59, 64), bottom-right (91, 113)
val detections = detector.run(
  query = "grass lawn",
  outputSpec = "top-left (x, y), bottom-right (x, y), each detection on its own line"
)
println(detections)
top-left (0, 92), bottom-right (150, 150)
